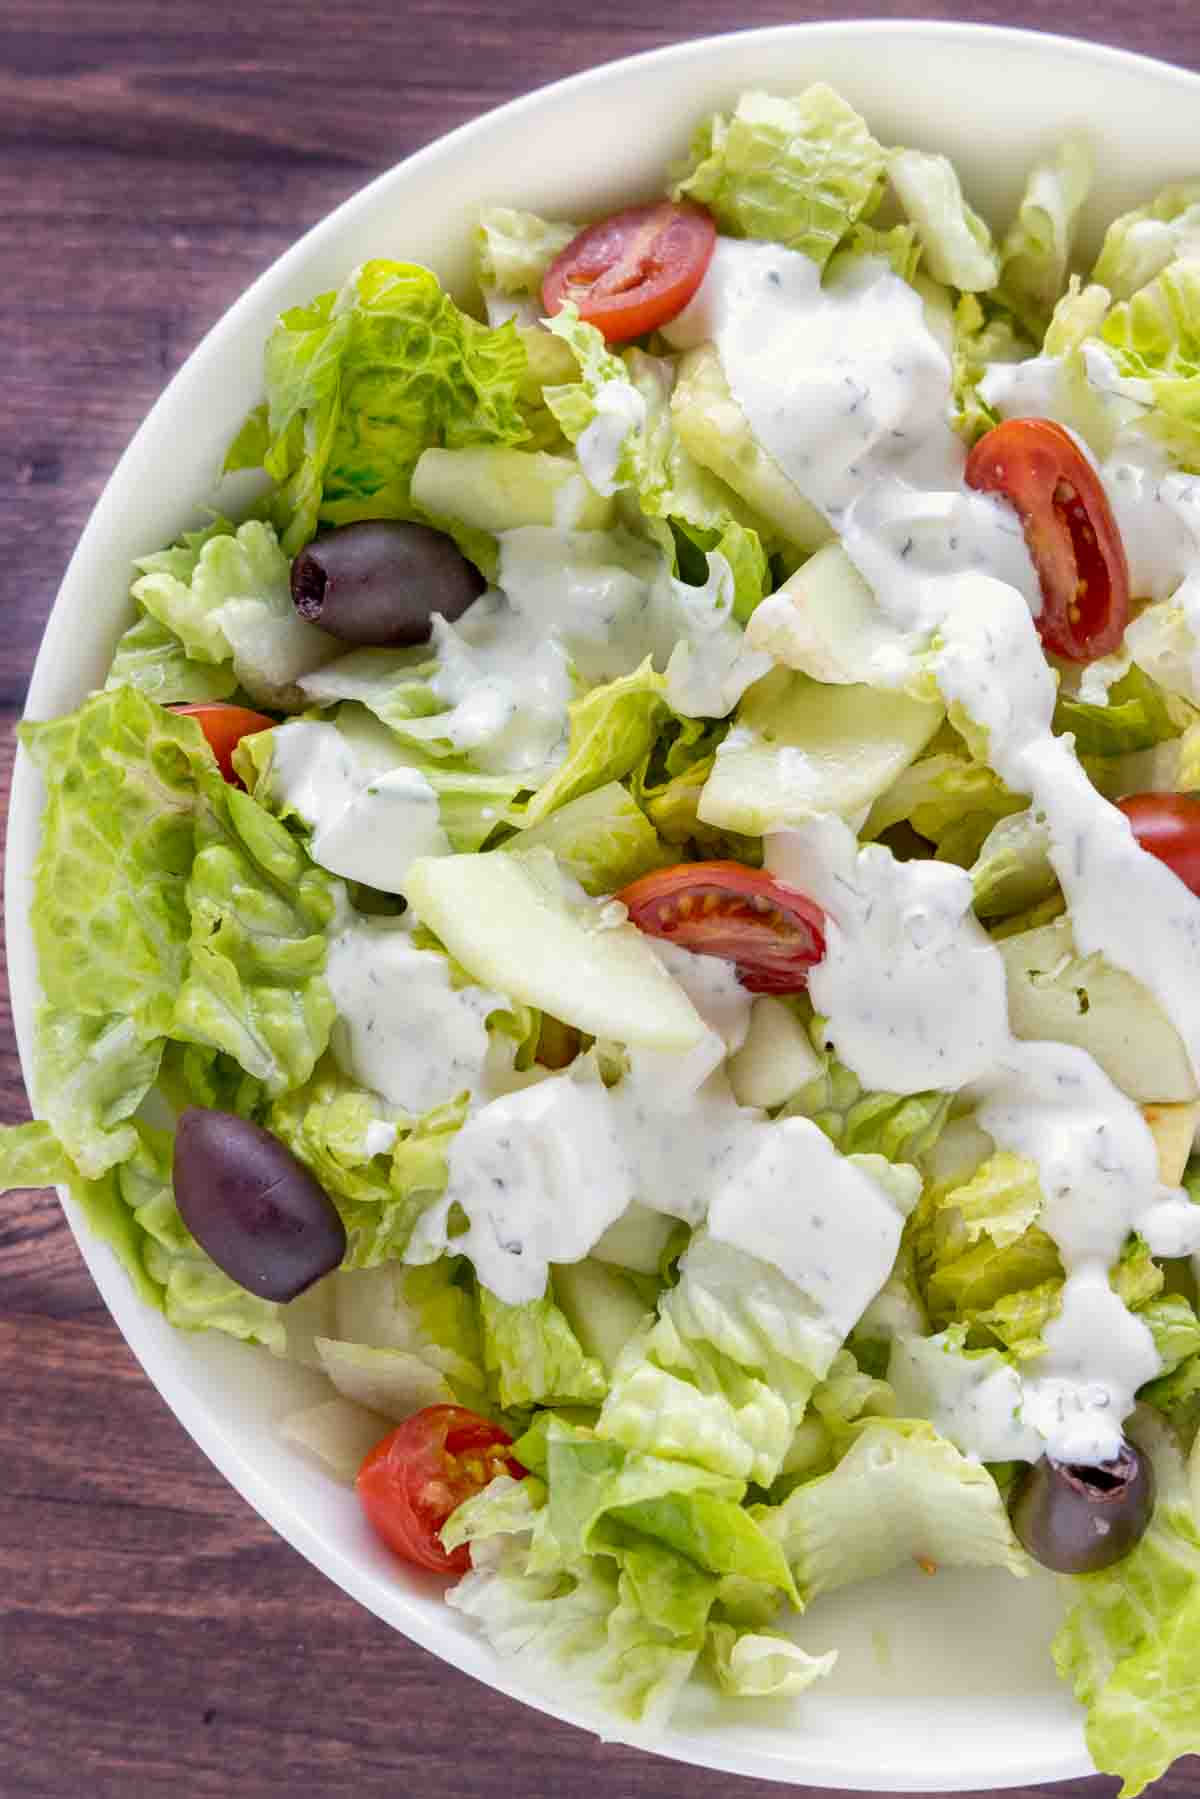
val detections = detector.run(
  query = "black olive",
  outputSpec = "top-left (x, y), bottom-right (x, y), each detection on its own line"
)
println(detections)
top-left (173, 1108), bottom-right (346, 1302)
top-left (1009, 1443), bottom-right (1154, 1573)
top-left (290, 519), bottom-right (485, 646)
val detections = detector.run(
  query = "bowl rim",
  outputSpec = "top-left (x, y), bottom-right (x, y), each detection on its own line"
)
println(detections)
top-left (11, 18), bottom-right (1200, 1790)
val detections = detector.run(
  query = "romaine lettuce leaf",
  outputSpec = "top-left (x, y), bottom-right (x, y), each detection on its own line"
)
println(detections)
top-left (1093, 184), bottom-right (1200, 300)
top-left (1099, 258), bottom-right (1200, 470)
top-left (996, 135), bottom-right (1094, 337)
top-left (864, 749), bottom-right (1025, 866)
top-left (889, 149), bottom-right (998, 291)
top-left (1054, 664), bottom-right (1182, 756)
top-left (707, 1623), bottom-right (836, 1697)
top-left (106, 610), bottom-right (239, 704)
top-left (950, 293), bottom-right (1033, 444)
top-left (506, 780), bottom-right (667, 893)
top-left (0, 1121), bottom-right (72, 1191)
top-left (233, 261), bottom-right (530, 558)
top-left (132, 518), bottom-right (336, 709)
top-left (672, 86), bottom-right (886, 271)
top-left (33, 1010), bottom-right (165, 1181)
top-left (764, 1418), bottom-right (1029, 1596)
top-left (333, 1258), bottom-right (487, 1396)
top-left (521, 661), bottom-right (670, 826)
top-left (1053, 1412), bottom-right (1200, 1796)
top-left (779, 1018), bottom-right (950, 1164)
top-left (173, 778), bottom-right (337, 1096)
top-left (478, 1287), bottom-right (608, 1409)
top-left (476, 207), bottom-right (577, 296)
top-left (971, 807), bottom-right (1058, 921)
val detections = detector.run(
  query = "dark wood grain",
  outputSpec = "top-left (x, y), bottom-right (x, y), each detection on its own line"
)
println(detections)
top-left (5, 4), bottom-right (1200, 1794)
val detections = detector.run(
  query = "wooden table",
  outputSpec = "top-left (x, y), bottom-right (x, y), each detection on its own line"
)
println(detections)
top-left (5, 3), bottom-right (1200, 1794)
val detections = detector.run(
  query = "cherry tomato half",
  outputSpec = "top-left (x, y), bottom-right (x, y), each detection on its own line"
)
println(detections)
top-left (964, 418), bottom-right (1130, 663)
top-left (172, 703), bottom-right (276, 784)
top-left (542, 202), bottom-right (716, 345)
top-left (1118, 793), bottom-right (1200, 896)
top-left (357, 1404), bottom-right (524, 1576)
top-left (617, 861), bottom-right (826, 994)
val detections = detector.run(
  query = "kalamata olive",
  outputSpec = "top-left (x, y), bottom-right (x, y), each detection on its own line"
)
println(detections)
top-left (290, 520), bottom-right (485, 646)
top-left (1009, 1443), bottom-right (1154, 1573)
top-left (173, 1108), bottom-right (346, 1302)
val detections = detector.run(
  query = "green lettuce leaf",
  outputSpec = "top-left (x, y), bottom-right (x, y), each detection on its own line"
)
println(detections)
top-left (780, 1018), bottom-right (950, 1164)
top-left (971, 808), bottom-right (1058, 921)
top-left (479, 1287), bottom-right (608, 1409)
top-left (505, 780), bottom-right (667, 894)
top-left (864, 749), bottom-right (1025, 866)
top-left (20, 686), bottom-right (212, 1040)
top-left (173, 779), bottom-right (337, 1096)
top-left (672, 85), bottom-right (886, 271)
top-left (476, 207), bottom-right (577, 296)
top-left (266, 1059), bottom-right (468, 1267)
top-left (888, 149), bottom-right (998, 291)
top-left (707, 1623), bottom-right (836, 1697)
top-left (950, 293), bottom-right (1033, 443)
top-left (0, 1120), bottom-right (73, 1191)
top-left (521, 661), bottom-right (670, 826)
top-left (332, 1258), bottom-right (487, 1399)
top-left (105, 610), bottom-right (239, 705)
top-left (996, 135), bottom-right (1094, 337)
top-left (33, 1010), bottom-right (165, 1180)
top-left (764, 1418), bottom-right (1028, 1597)
top-left (234, 260), bottom-right (530, 557)
top-left (1054, 664), bottom-right (1182, 756)
top-left (1053, 1412), bottom-right (1200, 1796)
top-left (1099, 258), bottom-right (1200, 470)
top-left (131, 518), bottom-right (334, 709)
top-left (1093, 184), bottom-right (1200, 300)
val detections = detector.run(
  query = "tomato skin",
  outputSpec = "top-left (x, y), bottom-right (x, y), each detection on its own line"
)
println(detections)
top-left (618, 860), bottom-right (825, 994)
top-left (964, 418), bottom-right (1130, 663)
top-left (1118, 793), bottom-right (1200, 895)
top-left (356, 1404), bottom-right (524, 1577)
top-left (172, 703), bottom-right (276, 783)
top-left (542, 202), bottom-right (716, 344)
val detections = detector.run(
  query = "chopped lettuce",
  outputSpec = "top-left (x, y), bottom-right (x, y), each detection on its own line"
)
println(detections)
top-left (1099, 258), bottom-right (1200, 470)
top-left (972, 807), bottom-right (1057, 921)
top-left (520, 662), bottom-right (670, 826)
top-left (1093, 184), bottom-right (1200, 300)
top-left (232, 261), bottom-right (530, 557)
top-left (707, 1624), bottom-right (836, 1697)
top-left (476, 206), bottom-right (577, 296)
top-left (506, 781), bottom-right (666, 894)
top-left (106, 610), bottom-right (239, 704)
top-left (888, 149), bottom-right (998, 291)
top-left (173, 779), bottom-right (337, 1096)
top-left (996, 135), bottom-right (1094, 337)
top-left (1054, 1413), bottom-right (1200, 1796)
top-left (0, 1120), bottom-right (73, 1191)
top-left (764, 1418), bottom-right (1029, 1595)
top-left (864, 748), bottom-right (1025, 866)
top-left (478, 1287), bottom-right (608, 1409)
top-left (1054, 664), bottom-right (1182, 756)
top-left (132, 518), bottom-right (335, 709)
top-left (672, 86), bottom-right (886, 271)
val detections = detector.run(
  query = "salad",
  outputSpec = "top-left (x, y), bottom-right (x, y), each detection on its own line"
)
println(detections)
top-left (10, 77), bottom-right (1200, 1792)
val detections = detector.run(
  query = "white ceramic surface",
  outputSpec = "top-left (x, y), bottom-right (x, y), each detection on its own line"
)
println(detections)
top-left (11, 22), bottom-right (1200, 1789)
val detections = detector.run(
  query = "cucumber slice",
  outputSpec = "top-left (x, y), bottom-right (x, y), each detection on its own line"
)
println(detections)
top-left (727, 996), bottom-right (822, 1110)
top-left (997, 918), bottom-right (1198, 1104)
top-left (670, 345), bottom-right (833, 554)
top-left (591, 1201), bottom-right (678, 1275)
top-left (746, 543), bottom-right (909, 686)
top-left (698, 667), bottom-right (944, 835)
top-left (402, 848), bottom-right (707, 1050)
top-left (552, 1259), bottom-right (653, 1374)
top-left (411, 446), bottom-right (613, 534)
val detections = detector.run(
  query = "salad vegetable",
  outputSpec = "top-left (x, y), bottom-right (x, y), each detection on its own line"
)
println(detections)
top-left (13, 77), bottom-right (1200, 1792)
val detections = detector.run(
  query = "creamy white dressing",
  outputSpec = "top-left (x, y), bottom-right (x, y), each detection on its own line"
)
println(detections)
top-left (325, 917), bottom-right (507, 1115)
top-left (267, 718), bottom-right (450, 891)
top-left (426, 600), bottom-right (572, 774)
top-left (575, 379), bottom-right (647, 496)
top-left (681, 231), bottom-right (1200, 1463)
top-left (888, 1332), bottom-right (1042, 1463)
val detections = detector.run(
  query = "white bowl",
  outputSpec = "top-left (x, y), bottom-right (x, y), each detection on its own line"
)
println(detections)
top-left (10, 20), bottom-right (1200, 1790)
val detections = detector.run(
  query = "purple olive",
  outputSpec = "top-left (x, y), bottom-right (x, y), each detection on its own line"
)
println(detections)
top-left (1010, 1443), bottom-right (1154, 1573)
top-left (173, 1108), bottom-right (346, 1302)
top-left (290, 519), bottom-right (485, 646)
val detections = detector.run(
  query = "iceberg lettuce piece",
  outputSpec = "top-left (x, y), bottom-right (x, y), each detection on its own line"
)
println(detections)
top-left (672, 86), bottom-right (886, 271)
top-left (889, 149), bottom-right (998, 291)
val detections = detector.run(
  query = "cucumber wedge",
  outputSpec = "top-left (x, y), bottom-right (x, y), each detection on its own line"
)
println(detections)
top-left (402, 849), bottom-right (706, 1050)
top-left (699, 668), bottom-right (944, 835)
top-left (411, 446), bottom-right (613, 534)
top-left (552, 1259), bottom-right (653, 1375)
top-left (591, 1201), bottom-right (679, 1275)
top-left (746, 543), bottom-right (909, 686)
top-left (997, 919), bottom-right (1198, 1104)
top-left (727, 996), bottom-right (823, 1110)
